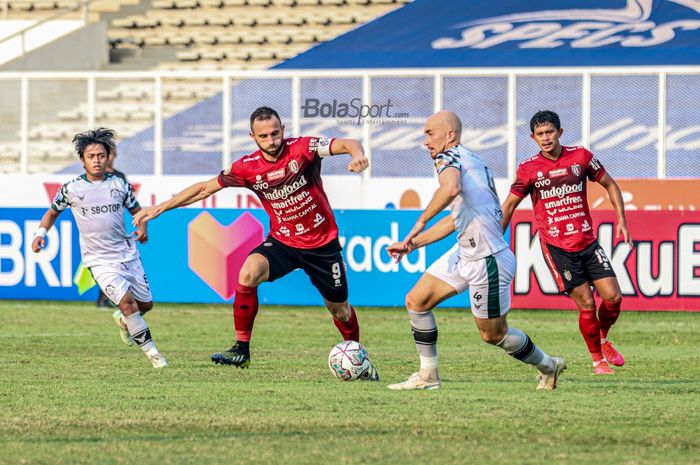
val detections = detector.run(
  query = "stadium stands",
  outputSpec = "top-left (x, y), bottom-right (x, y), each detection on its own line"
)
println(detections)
top-left (0, 0), bottom-right (410, 173)
top-left (107, 0), bottom-right (407, 70)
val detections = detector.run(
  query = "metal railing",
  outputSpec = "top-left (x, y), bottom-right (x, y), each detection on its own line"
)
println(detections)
top-left (0, 66), bottom-right (699, 179)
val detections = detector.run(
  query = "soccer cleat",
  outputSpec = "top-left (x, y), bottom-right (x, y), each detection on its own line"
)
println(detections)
top-left (360, 363), bottom-right (380, 381)
top-left (387, 372), bottom-right (441, 391)
top-left (148, 352), bottom-right (169, 369)
top-left (211, 343), bottom-right (251, 368)
top-left (537, 357), bottom-right (567, 391)
top-left (601, 341), bottom-right (625, 367)
top-left (112, 310), bottom-right (134, 346)
top-left (593, 359), bottom-right (615, 375)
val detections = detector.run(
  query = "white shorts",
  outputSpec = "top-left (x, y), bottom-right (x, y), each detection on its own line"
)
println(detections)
top-left (426, 245), bottom-right (516, 319)
top-left (89, 258), bottom-right (152, 306)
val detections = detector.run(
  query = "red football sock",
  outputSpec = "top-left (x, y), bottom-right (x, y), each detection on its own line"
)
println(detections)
top-left (233, 284), bottom-right (258, 342)
top-left (333, 305), bottom-right (360, 342)
top-left (599, 299), bottom-right (622, 340)
top-left (579, 309), bottom-right (603, 362)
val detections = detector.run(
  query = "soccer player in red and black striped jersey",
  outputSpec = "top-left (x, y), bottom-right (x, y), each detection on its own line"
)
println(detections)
top-left (501, 110), bottom-right (632, 375)
top-left (133, 106), bottom-right (378, 380)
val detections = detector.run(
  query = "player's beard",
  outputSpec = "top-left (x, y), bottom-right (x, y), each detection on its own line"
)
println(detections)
top-left (258, 143), bottom-right (283, 159)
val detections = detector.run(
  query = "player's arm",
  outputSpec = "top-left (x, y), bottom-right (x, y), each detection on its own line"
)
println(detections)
top-left (597, 172), bottom-right (632, 246)
top-left (128, 205), bottom-right (148, 244)
top-left (328, 138), bottom-right (369, 173)
top-left (31, 208), bottom-right (61, 253)
top-left (501, 193), bottom-right (525, 232)
top-left (387, 215), bottom-right (455, 261)
top-left (402, 167), bottom-right (460, 246)
top-left (133, 177), bottom-right (223, 227)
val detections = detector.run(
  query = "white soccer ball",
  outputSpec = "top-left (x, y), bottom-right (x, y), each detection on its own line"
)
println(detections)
top-left (328, 340), bottom-right (372, 381)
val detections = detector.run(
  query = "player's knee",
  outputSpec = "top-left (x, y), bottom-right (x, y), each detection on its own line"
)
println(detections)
top-left (405, 292), bottom-right (430, 313)
top-left (479, 325), bottom-right (507, 345)
top-left (137, 301), bottom-right (153, 313)
top-left (605, 294), bottom-right (622, 305)
top-left (118, 296), bottom-right (139, 316)
top-left (239, 268), bottom-right (264, 287)
top-left (330, 304), bottom-right (351, 322)
top-left (577, 296), bottom-right (596, 311)
top-left (480, 330), bottom-right (503, 345)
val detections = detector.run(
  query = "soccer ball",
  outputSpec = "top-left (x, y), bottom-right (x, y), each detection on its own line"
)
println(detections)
top-left (328, 340), bottom-right (372, 381)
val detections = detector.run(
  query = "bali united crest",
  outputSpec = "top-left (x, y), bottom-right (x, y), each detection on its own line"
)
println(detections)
top-left (289, 160), bottom-right (299, 174)
top-left (571, 164), bottom-right (581, 177)
top-left (563, 270), bottom-right (573, 282)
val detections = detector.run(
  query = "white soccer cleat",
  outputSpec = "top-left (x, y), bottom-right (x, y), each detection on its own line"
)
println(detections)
top-left (112, 310), bottom-right (134, 346)
top-left (387, 372), bottom-right (441, 391)
top-left (148, 352), bottom-right (169, 369)
top-left (537, 357), bottom-right (567, 390)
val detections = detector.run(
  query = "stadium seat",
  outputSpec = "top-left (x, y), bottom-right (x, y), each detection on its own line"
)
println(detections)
top-left (173, 0), bottom-right (199, 8)
top-left (152, 0), bottom-right (176, 8)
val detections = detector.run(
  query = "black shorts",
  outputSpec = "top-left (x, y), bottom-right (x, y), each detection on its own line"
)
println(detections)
top-left (250, 236), bottom-right (348, 303)
top-left (541, 240), bottom-right (616, 293)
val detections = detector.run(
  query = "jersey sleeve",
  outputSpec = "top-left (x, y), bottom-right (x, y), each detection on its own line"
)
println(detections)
top-left (584, 149), bottom-right (606, 181)
top-left (509, 164), bottom-right (532, 198)
top-left (218, 158), bottom-right (247, 188)
top-left (304, 136), bottom-right (334, 160)
top-left (51, 182), bottom-right (71, 212)
top-left (434, 149), bottom-right (461, 175)
top-left (123, 179), bottom-right (139, 210)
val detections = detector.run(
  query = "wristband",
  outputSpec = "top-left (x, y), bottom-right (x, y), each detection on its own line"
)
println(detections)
top-left (34, 227), bottom-right (47, 239)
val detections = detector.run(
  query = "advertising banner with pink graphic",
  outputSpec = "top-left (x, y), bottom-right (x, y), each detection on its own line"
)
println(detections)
top-left (4, 207), bottom-right (700, 311)
top-left (0, 207), bottom-right (463, 307)
top-left (510, 210), bottom-right (700, 311)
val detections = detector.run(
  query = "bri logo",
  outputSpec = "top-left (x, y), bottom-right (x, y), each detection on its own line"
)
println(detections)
top-left (432, 0), bottom-right (700, 50)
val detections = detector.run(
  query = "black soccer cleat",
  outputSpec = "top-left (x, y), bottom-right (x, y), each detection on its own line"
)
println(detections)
top-left (211, 343), bottom-right (251, 368)
top-left (360, 363), bottom-right (379, 381)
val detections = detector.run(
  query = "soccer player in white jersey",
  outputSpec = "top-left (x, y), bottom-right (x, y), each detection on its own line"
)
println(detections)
top-left (386, 111), bottom-right (565, 390)
top-left (31, 128), bottom-right (168, 369)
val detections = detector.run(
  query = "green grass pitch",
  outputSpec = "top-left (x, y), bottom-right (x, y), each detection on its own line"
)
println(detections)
top-left (1, 301), bottom-right (698, 465)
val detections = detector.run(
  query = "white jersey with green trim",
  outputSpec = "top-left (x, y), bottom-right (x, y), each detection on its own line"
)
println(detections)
top-left (52, 173), bottom-right (140, 267)
top-left (433, 144), bottom-right (508, 261)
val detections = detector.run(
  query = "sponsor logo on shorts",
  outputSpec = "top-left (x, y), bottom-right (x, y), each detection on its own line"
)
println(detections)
top-left (105, 284), bottom-right (116, 298)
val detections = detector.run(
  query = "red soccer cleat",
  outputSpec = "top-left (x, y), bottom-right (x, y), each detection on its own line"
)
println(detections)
top-left (593, 360), bottom-right (615, 375)
top-left (601, 341), bottom-right (625, 367)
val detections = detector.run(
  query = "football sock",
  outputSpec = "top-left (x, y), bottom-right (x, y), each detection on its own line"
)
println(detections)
top-left (599, 298), bottom-right (622, 340)
top-left (333, 305), bottom-right (360, 342)
top-left (496, 326), bottom-right (555, 374)
top-left (579, 309), bottom-right (604, 362)
top-left (408, 309), bottom-right (438, 369)
top-left (123, 311), bottom-right (157, 354)
top-left (233, 284), bottom-right (259, 343)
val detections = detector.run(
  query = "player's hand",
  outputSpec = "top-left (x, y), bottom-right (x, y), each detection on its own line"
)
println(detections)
top-left (133, 227), bottom-right (148, 245)
top-left (132, 206), bottom-right (159, 228)
top-left (386, 240), bottom-right (415, 263)
top-left (348, 154), bottom-right (369, 173)
top-left (617, 222), bottom-right (633, 247)
top-left (31, 236), bottom-right (45, 253)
